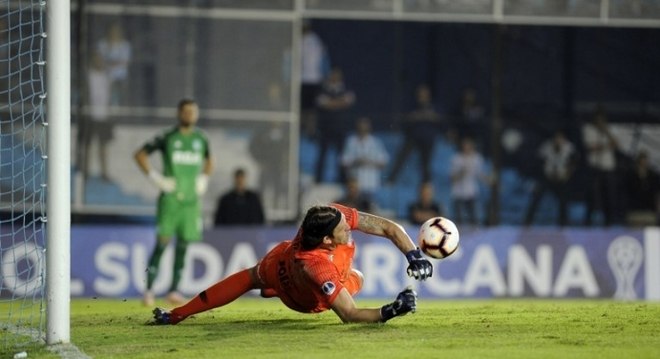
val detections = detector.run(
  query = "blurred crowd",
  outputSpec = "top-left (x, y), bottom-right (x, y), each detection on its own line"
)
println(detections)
top-left (298, 22), bottom-right (659, 229)
top-left (75, 19), bottom-right (659, 229)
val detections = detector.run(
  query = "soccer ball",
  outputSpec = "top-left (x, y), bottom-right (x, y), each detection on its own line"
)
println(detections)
top-left (418, 217), bottom-right (460, 259)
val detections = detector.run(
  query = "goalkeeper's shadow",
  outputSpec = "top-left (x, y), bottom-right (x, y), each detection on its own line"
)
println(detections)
top-left (192, 317), bottom-right (328, 331)
top-left (191, 317), bottom-right (396, 333)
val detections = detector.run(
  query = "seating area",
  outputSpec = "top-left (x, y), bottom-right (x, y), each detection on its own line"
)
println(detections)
top-left (301, 132), bottom-right (478, 222)
top-left (301, 131), bottom-right (587, 226)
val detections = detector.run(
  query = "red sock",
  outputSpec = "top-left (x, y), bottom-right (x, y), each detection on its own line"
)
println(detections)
top-left (170, 269), bottom-right (254, 324)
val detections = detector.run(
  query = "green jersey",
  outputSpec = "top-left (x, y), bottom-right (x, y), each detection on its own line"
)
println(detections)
top-left (142, 126), bottom-right (210, 204)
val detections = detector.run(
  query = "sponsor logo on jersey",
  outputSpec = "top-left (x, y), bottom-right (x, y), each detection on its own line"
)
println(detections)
top-left (172, 151), bottom-right (202, 165)
top-left (321, 281), bottom-right (336, 296)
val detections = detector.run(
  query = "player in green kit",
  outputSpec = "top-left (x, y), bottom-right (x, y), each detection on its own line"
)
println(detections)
top-left (134, 98), bottom-right (214, 306)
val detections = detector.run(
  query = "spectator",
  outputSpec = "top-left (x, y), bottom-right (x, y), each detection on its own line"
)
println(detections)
top-left (214, 168), bottom-right (265, 226)
top-left (97, 22), bottom-right (131, 106)
top-left (315, 68), bottom-right (356, 183)
top-left (388, 84), bottom-right (441, 184)
top-left (340, 117), bottom-right (389, 199)
top-left (300, 20), bottom-right (330, 138)
top-left (452, 87), bottom-right (485, 149)
top-left (81, 51), bottom-right (113, 182)
top-left (335, 177), bottom-right (374, 212)
top-left (450, 137), bottom-right (488, 226)
top-left (625, 151), bottom-right (659, 226)
top-left (523, 130), bottom-right (577, 226)
top-left (408, 181), bottom-right (443, 226)
top-left (582, 108), bottom-right (619, 226)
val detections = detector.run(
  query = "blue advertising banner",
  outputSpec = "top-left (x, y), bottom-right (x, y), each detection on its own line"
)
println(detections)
top-left (1, 225), bottom-right (659, 300)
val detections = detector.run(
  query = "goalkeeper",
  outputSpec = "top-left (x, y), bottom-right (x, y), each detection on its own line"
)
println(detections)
top-left (152, 203), bottom-right (432, 324)
top-left (134, 98), bottom-right (214, 306)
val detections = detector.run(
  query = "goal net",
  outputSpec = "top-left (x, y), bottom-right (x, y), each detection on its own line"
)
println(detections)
top-left (0, 0), bottom-right (47, 350)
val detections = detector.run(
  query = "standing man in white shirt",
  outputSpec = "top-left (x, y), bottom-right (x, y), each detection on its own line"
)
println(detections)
top-left (450, 137), bottom-right (488, 226)
top-left (523, 130), bottom-right (577, 226)
top-left (81, 52), bottom-right (113, 181)
top-left (341, 117), bottom-right (389, 199)
top-left (97, 22), bottom-right (131, 106)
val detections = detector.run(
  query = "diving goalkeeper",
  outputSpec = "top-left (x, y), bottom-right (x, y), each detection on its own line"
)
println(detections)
top-left (152, 203), bottom-right (432, 324)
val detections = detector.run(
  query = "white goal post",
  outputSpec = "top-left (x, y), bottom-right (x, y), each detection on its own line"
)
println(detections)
top-left (46, 0), bottom-right (71, 345)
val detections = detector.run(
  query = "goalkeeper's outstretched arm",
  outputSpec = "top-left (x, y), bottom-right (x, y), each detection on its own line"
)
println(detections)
top-left (331, 287), bottom-right (416, 323)
top-left (356, 211), bottom-right (416, 254)
top-left (356, 211), bottom-right (433, 281)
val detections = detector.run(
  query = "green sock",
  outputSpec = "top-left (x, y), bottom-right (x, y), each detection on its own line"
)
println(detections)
top-left (146, 240), bottom-right (167, 290)
top-left (170, 241), bottom-right (189, 293)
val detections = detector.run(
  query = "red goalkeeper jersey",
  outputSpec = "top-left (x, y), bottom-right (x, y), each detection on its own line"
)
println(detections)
top-left (257, 204), bottom-right (359, 313)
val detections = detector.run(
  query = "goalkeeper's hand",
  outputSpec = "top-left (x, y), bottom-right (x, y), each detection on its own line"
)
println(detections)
top-left (148, 169), bottom-right (176, 193)
top-left (196, 174), bottom-right (209, 195)
top-left (405, 248), bottom-right (433, 281)
top-left (380, 286), bottom-right (417, 322)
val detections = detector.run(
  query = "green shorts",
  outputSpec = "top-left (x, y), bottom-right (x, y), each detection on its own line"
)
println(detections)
top-left (156, 194), bottom-right (202, 242)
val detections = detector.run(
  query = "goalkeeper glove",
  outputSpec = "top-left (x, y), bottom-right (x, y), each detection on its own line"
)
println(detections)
top-left (148, 169), bottom-right (176, 193)
top-left (405, 248), bottom-right (433, 281)
top-left (380, 286), bottom-right (417, 322)
top-left (196, 174), bottom-right (209, 195)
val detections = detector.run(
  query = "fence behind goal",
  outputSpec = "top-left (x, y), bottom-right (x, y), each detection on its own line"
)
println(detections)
top-left (0, 0), bottom-right (47, 350)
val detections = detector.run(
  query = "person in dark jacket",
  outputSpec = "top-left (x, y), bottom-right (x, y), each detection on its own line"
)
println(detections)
top-left (214, 168), bottom-right (265, 226)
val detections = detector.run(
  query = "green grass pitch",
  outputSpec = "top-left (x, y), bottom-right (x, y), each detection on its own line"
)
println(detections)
top-left (3, 297), bottom-right (660, 358)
